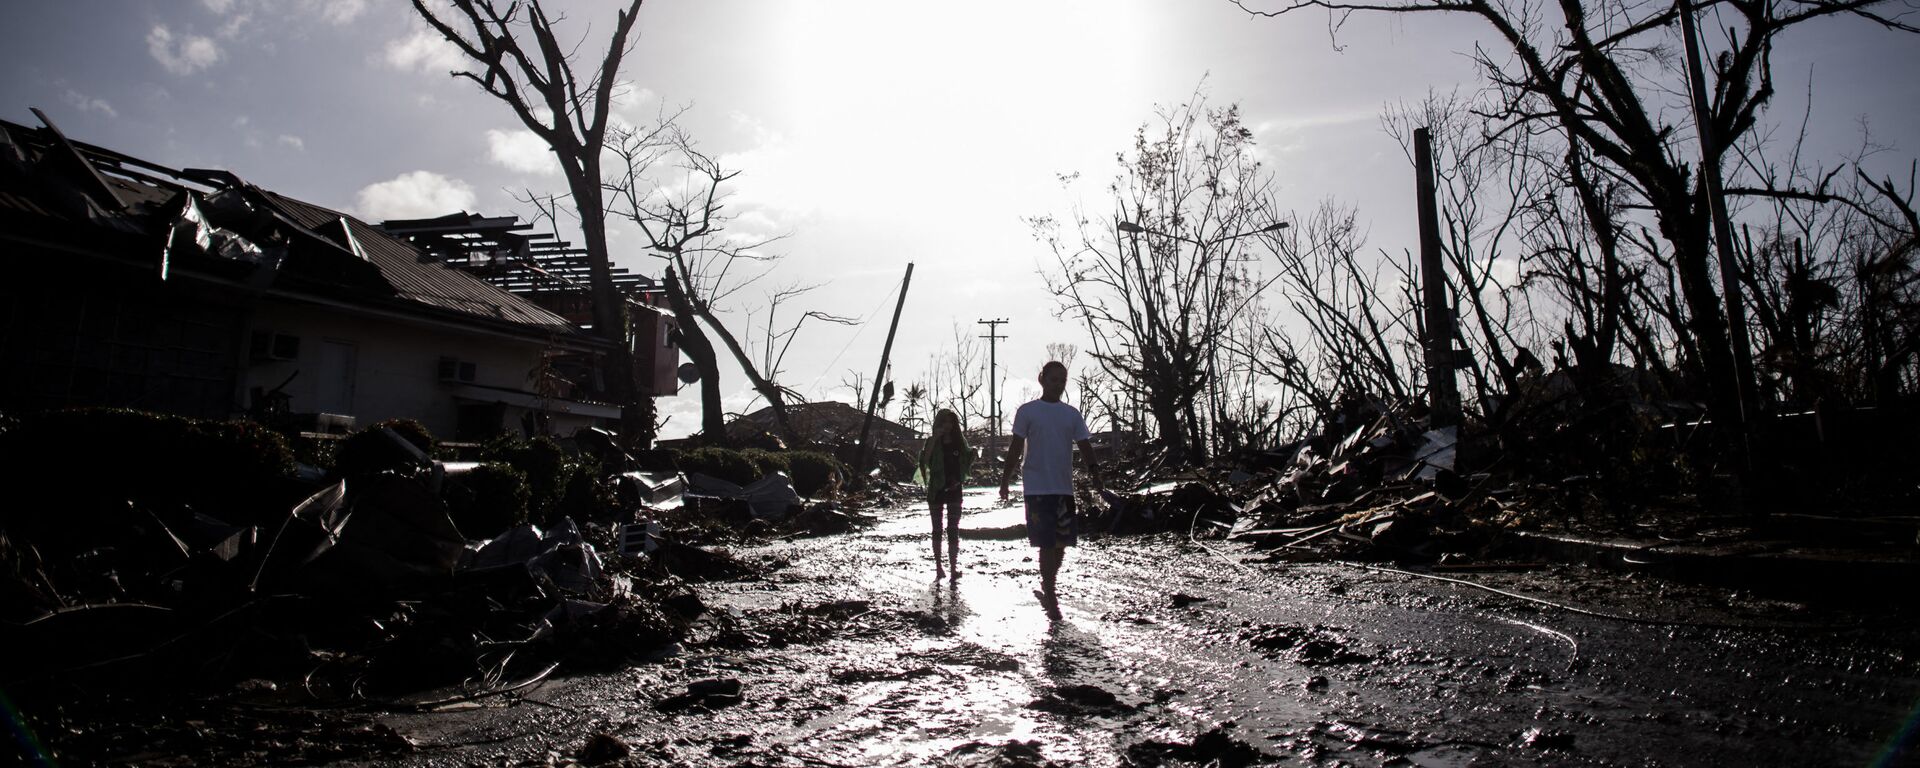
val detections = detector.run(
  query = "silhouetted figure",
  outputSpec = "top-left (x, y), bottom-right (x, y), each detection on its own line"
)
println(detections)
top-left (919, 408), bottom-right (972, 579)
top-left (1000, 361), bottom-right (1106, 620)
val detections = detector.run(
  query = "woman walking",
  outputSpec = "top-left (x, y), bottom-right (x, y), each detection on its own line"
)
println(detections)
top-left (919, 409), bottom-right (972, 579)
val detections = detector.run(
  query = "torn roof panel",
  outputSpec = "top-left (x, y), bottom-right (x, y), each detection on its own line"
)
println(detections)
top-left (261, 190), bottom-right (580, 335)
top-left (0, 115), bottom-right (590, 343)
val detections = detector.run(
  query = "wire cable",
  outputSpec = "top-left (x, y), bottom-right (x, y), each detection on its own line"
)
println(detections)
top-left (806, 278), bottom-right (902, 396)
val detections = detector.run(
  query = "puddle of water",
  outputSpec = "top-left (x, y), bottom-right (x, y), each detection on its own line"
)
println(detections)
top-left (870, 486), bottom-right (1025, 536)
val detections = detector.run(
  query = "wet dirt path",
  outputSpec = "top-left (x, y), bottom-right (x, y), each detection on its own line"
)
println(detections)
top-left (377, 489), bottom-right (1920, 767)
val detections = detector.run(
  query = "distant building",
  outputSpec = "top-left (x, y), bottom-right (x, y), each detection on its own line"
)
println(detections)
top-left (725, 401), bottom-right (919, 452)
top-left (0, 113), bottom-right (677, 440)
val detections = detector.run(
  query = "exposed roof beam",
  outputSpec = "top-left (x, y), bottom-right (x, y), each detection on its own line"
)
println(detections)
top-left (29, 107), bottom-right (127, 212)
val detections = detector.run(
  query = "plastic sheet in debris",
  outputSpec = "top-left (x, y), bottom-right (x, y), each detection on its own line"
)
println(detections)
top-left (1407, 427), bottom-right (1458, 481)
top-left (1135, 481), bottom-right (1182, 496)
top-left (683, 472), bottom-right (803, 519)
top-left (619, 470), bottom-right (685, 509)
top-left (250, 475), bottom-right (467, 596)
top-left (466, 518), bottom-right (603, 594)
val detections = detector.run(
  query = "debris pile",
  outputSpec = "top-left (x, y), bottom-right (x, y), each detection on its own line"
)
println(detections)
top-left (0, 408), bottom-right (875, 723)
top-left (1082, 391), bottom-right (1739, 563)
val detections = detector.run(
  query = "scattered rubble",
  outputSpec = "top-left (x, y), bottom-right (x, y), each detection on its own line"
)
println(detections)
top-left (0, 406), bottom-right (896, 763)
top-left (653, 676), bottom-right (746, 712)
top-left (4, 382), bottom-right (1915, 764)
top-left (1084, 393), bottom-right (1920, 584)
top-left (1027, 682), bottom-right (1135, 715)
top-left (1124, 725), bottom-right (1273, 767)
top-left (942, 739), bottom-right (1063, 768)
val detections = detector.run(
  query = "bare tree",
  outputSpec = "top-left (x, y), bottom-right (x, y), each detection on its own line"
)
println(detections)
top-left (1032, 87), bottom-right (1285, 465)
top-left (603, 121), bottom-right (845, 447)
top-left (410, 0), bottom-right (649, 442)
top-left (1250, 202), bottom-right (1422, 426)
top-left (1044, 342), bottom-right (1078, 368)
top-left (750, 282), bottom-right (856, 395)
top-left (1072, 368), bottom-right (1123, 436)
top-left (1721, 116), bottom-right (1920, 405)
top-left (1239, 0), bottom-right (1919, 447)
top-left (839, 369), bottom-right (868, 407)
top-left (919, 322), bottom-right (989, 433)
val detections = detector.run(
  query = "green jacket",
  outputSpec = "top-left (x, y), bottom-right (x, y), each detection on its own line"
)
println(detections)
top-left (918, 434), bottom-right (973, 492)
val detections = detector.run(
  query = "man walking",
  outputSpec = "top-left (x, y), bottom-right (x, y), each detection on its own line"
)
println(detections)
top-left (999, 361), bottom-right (1105, 620)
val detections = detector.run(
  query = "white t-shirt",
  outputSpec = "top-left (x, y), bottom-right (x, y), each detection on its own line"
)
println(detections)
top-left (1011, 398), bottom-right (1091, 495)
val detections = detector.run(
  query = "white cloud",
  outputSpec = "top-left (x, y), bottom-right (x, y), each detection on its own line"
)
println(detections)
top-left (277, 134), bottom-right (305, 151)
top-left (608, 84), bottom-right (660, 131)
top-left (355, 171), bottom-right (476, 221)
top-left (653, 384), bottom-right (771, 440)
top-left (148, 25), bottom-right (222, 76)
top-left (217, 12), bottom-right (253, 39)
top-left (486, 129), bottom-right (558, 175)
top-left (713, 118), bottom-right (815, 236)
top-left (307, 0), bottom-right (367, 25)
top-left (202, 0), bottom-right (356, 36)
top-left (1490, 256), bottom-right (1521, 290)
top-left (384, 28), bottom-right (465, 74)
top-left (61, 89), bottom-right (117, 119)
top-left (1249, 108), bottom-right (1379, 162)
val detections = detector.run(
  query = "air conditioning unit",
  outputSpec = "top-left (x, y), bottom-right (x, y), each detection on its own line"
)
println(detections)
top-left (249, 331), bottom-right (300, 362)
top-left (437, 357), bottom-right (477, 384)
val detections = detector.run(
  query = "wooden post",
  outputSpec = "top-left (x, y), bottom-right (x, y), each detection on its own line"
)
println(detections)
top-left (1414, 127), bottom-right (1461, 429)
top-left (1679, 0), bottom-right (1758, 473)
top-left (857, 263), bottom-right (915, 472)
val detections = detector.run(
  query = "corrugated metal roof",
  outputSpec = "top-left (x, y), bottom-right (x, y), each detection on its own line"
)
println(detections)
top-left (0, 116), bottom-right (594, 344)
top-left (260, 191), bottom-right (580, 336)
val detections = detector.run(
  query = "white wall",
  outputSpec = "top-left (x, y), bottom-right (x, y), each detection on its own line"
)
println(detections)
top-left (243, 301), bottom-right (548, 438)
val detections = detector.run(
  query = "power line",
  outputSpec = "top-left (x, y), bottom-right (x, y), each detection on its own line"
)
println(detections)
top-left (808, 278), bottom-right (903, 397)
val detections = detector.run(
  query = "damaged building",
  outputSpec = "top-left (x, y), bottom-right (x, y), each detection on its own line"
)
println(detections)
top-left (0, 112), bottom-right (679, 440)
top-left (724, 400), bottom-right (920, 452)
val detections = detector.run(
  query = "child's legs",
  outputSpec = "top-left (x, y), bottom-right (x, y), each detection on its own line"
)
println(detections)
top-left (927, 496), bottom-right (946, 557)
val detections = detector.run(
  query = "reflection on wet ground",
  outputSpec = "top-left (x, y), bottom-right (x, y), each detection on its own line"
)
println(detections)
top-left (377, 488), bottom-right (1920, 767)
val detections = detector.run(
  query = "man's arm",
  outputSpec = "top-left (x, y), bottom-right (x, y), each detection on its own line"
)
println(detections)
top-left (1076, 439), bottom-right (1105, 493)
top-left (998, 434), bottom-right (1026, 503)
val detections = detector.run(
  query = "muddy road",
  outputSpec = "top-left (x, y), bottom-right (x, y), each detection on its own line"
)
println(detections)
top-left (375, 489), bottom-right (1918, 767)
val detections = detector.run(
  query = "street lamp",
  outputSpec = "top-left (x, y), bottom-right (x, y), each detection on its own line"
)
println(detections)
top-left (1117, 219), bottom-right (1288, 246)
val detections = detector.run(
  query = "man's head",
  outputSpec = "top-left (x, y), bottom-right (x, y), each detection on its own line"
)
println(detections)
top-left (1038, 361), bottom-right (1068, 401)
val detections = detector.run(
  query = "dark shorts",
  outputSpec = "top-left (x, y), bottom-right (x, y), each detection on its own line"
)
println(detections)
top-left (1024, 494), bottom-right (1077, 549)
top-left (928, 486), bottom-right (962, 518)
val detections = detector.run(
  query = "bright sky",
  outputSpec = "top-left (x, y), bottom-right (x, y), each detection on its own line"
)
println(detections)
top-left (5, 1), bottom-right (1916, 438)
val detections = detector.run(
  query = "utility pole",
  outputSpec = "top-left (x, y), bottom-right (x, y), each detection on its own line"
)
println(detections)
top-left (1414, 127), bottom-right (1461, 430)
top-left (977, 318), bottom-right (1008, 454)
top-left (857, 263), bottom-right (914, 473)
top-left (1678, 0), bottom-right (1757, 488)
